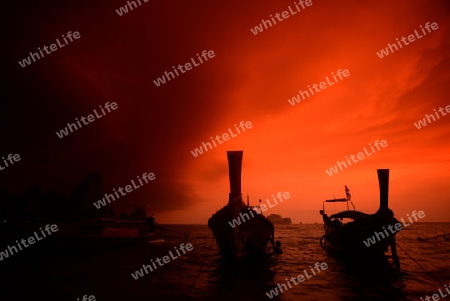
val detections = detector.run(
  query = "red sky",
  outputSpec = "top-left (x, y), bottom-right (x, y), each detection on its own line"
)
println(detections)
top-left (3, 0), bottom-right (450, 223)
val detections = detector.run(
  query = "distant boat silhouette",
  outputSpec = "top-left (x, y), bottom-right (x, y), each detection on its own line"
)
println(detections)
top-left (267, 214), bottom-right (292, 225)
top-left (208, 151), bottom-right (276, 256)
top-left (0, 172), bottom-right (158, 250)
top-left (319, 169), bottom-right (401, 270)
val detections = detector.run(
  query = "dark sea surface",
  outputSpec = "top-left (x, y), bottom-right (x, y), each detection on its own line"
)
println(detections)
top-left (1, 223), bottom-right (449, 301)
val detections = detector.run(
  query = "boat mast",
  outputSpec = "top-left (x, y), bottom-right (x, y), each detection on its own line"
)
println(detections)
top-left (377, 169), bottom-right (389, 210)
top-left (227, 151), bottom-right (244, 206)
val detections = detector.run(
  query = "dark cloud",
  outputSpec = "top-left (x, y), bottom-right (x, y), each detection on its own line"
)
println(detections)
top-left (2, 0), bottom-right (450, 222)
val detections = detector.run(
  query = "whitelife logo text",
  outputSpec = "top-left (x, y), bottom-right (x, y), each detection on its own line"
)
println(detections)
top-left (18, 31), bottom-right (81, 68)
top-left (325, 140), bottom-right (388, 176)
top-left (228, 192), bottom-right (291, 228)
top-left (376, 22), bottom-right (439, 59)
top-left (153, 50), bottom-right (215, 87)
top-left (414, 105), bottom-right (450, 129)
top-left (55, 102), bottom-right (118, 139)
top-left (93, 172), bottom-right (155, 209)
top-left (363, 210), bottom-right (425, 247)
top-left (266, 262), bottom-right (328, 299)
top-left (287, 69), bottom-right (350, 106)
top-left (131, 243), bottom-right (193, 280)
top-left (190, 121), bottom-right (253, 158)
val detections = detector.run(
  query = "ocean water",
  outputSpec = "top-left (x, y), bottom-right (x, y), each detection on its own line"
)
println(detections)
top-left (0, 223), bottom-right (449, 301)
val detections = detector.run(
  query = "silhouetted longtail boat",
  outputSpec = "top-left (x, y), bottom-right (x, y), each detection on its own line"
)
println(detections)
top-left (208, 151), bottom-right (276, 256)
top-left (319, 169), bottom-right (401, 270)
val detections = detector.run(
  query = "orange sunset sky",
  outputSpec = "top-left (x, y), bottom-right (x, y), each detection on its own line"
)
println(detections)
top-left (3, 0), bottom-right (450, 224)
top-left (156, 0), bottom-right (450, 223)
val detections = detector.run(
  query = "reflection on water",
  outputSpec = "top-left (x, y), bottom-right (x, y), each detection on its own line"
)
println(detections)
top-left (207, 252), bottom-right (275, 300)
top-left (0, 224), bottom-right (449, 301)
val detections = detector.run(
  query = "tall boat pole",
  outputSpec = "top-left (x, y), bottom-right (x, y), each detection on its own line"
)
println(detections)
top-left (377, 169), bottom-right (389, 210)
top-left (227, 151), bottom-right (244, 206)
top-left (208, 150), bottom-right (275, 256)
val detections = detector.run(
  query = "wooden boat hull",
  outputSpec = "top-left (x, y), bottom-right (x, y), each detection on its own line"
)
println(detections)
top-left (209, 151), bottom-right (275, 257)
top-left (320, 169), bottom-right (401, 270)
top-left (321, 214), bottom-right (395, 263)
top-left (209, 151), bottom-right (276, 257)
top-left (208, 205), bottom-right (273, 256)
